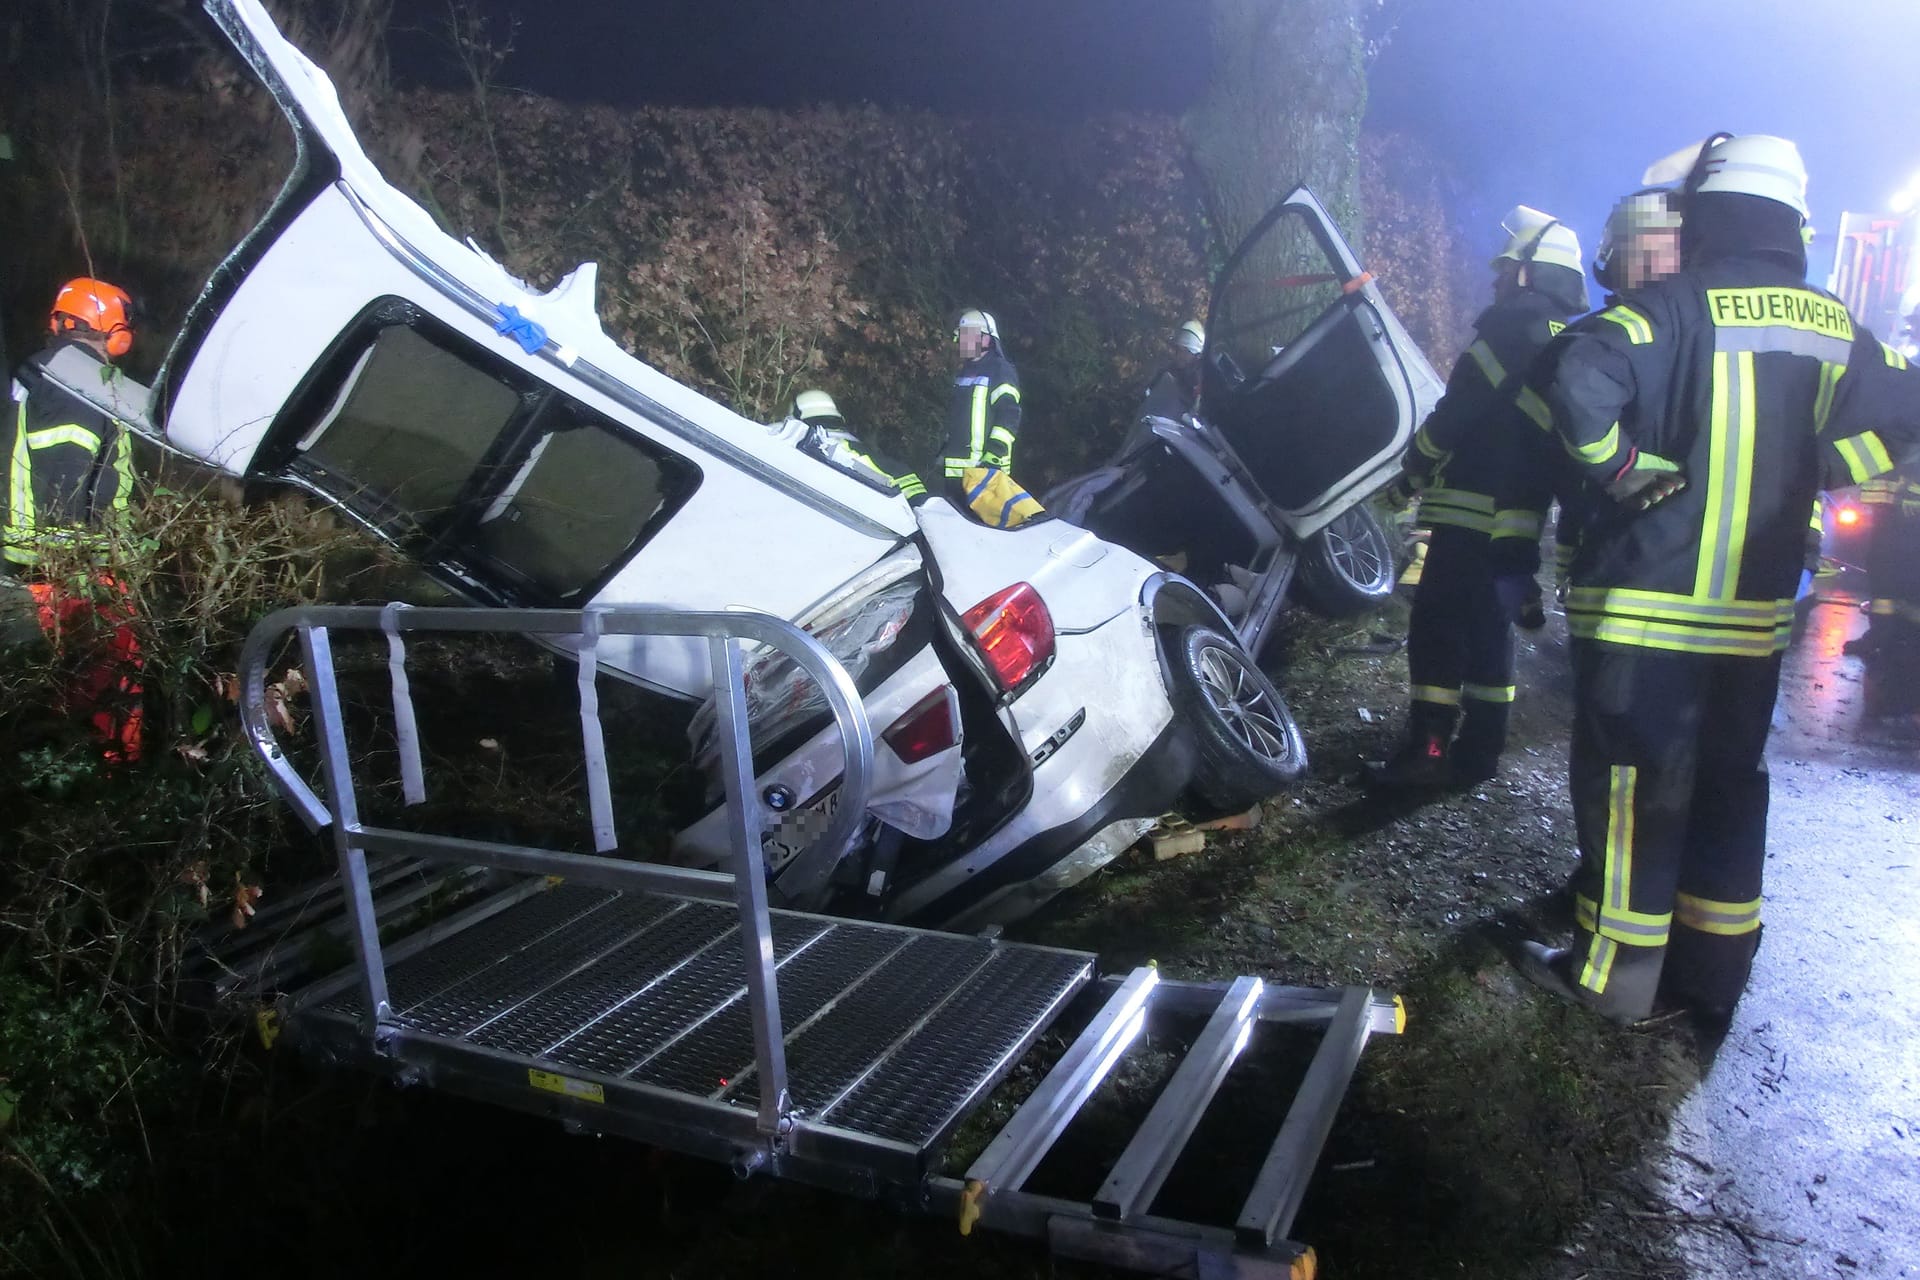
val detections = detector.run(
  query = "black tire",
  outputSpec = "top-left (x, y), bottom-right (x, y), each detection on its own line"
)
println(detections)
top-left (1166, 625), bottom-right (1307, 813)
top-left (1296, 503), bottom-right (1398, 618)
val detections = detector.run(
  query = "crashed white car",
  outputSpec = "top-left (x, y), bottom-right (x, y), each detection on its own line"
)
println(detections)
top-left (58, 0), bottom-right (1436, 927)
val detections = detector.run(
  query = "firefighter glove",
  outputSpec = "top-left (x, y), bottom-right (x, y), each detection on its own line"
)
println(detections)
top-left (1382, 470), bottom-right (1424, 512)
top-left (1604, 448), bottom-right (1686, 510)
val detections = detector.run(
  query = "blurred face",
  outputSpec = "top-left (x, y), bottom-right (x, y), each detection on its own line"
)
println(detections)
top-left (956, 325), bottom-right (989, 360)
top-left (1618, 228), bottom-right (1682, 290)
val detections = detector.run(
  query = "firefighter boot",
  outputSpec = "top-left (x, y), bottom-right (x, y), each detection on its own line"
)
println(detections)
top-left (1449, 699), bottom-right (1510, 784)
top-left (1512, 939), bottom-right (1663, 1027)
top-left (1366, 705), bottom-right (1457, 790)
top-left (1658, 923), bottom-right (1763, 1032)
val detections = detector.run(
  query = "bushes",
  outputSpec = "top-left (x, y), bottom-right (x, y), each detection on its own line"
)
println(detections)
top-left (0, 479), bottom-right (401, 1274)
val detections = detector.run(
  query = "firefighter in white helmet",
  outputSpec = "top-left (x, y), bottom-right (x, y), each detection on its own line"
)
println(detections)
top-left (941, 309), bottom-right (1042, 527)
top-left (1512, 134), bottom-right (1920, 1028)
top-left (1370, 206), bottom-right (1588, 789)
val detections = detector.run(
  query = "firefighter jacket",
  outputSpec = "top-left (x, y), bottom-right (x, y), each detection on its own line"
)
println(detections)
top-left (943, 348), bottom-right (1021, 481)
top-left (4, 341), bottom-right (135, 569)
top-left (1531, 257), bottom-right (1920, 657)
top-left (1403, 288), bottom-right (1574, 542)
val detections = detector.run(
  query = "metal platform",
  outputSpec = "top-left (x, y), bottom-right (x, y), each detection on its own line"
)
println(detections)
top-left (227, 604), bottom-right (1401, 1277)
top-left (288, 881), bottom-right (1092, 1174)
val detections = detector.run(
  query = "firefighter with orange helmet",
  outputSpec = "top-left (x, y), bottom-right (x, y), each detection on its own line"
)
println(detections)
top-left (3, 277), bottom-right (144, 761)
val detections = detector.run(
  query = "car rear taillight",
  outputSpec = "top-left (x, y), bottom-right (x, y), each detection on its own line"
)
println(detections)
top-left (882, 688), bottom-right (960, 764)
top-left (961, 583), bottom-right (1055, 693)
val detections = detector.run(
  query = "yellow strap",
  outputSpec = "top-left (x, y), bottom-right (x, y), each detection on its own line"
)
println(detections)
top-left (1460, 683), bottom-right (1515, 703)
top-left (1410, 684), bottom-right (1461, 707)
top-left (1515, 386), bottom-right (1554, 432)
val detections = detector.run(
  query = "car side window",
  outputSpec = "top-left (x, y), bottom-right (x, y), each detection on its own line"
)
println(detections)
top-left (471, 404), bottom-right (683, 599)
top-left (1211, 207), bottom-right (1346, 385)
top-left (284, 307), bottom-right (700, 604)
top-left (297, 323), bottom-right (521, 533)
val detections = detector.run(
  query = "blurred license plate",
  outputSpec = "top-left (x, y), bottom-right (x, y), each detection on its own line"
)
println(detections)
top-left (762, 784), bottom-right (841, 870)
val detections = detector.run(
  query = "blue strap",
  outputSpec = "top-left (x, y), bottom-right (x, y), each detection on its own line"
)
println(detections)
top-left (966, 467), bottom-right (1000, 504)
top-left (493, 304), bottom-right (549, 354)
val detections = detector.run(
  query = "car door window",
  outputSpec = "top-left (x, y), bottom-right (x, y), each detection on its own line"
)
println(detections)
top-left (470, 405), bottom-right (681, 599)
top-left (280, 305), bottom-right (700, 603)
top-left (1210, 208), bottom-right (1345, 384)
top-left (296, 322), bottom-right (522, 534)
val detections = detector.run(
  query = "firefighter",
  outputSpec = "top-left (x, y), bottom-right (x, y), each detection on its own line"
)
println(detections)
top-left (787, 388), bottom-right (929, 504)
top-left (1512, 134), bottom-right (1920, 1026)
top-left (943, 309), bottom-right (1022, 490)
top-left (1370, 207), bottom-right (1587, 788)
top-left (1514, 188), bottom-right (1688, 607)
top-left (2, 277), bottom-right (144, 761)
top-left (940, 310), bottom-right (1042, 528)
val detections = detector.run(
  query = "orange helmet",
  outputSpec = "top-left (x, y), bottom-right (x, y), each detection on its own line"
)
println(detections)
top-left (50, 277), bottom-right (136, 359)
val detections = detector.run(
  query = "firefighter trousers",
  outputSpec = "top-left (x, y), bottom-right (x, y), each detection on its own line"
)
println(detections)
top-left (1565, 641), bottom-right (1779, 1022)
top-left (1405, 524), bottom-right (1515, 767)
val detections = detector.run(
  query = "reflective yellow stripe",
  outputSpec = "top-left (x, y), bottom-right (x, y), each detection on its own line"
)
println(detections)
top-left (1460, 683), bottom-right (1515, 703)
top-left (1813, 360), bottom-right (1844, 433)
top-left (1882, 341), bottom-right (1909, 370)
top-left (110, 431), bottom-right (135, 513)
top-left (25, 424), bottom-right (104, 454)
top-left (1413, 427), bottom-right (1447, 461)
top-left (989, 382), bottom-right (1020, 404)
top-left (1578, 934), bottom-right (1617, 994)
top-left (1674, 892), bottom-right (1762, 936)
top-left (1598, 305), bottom-right (1653, 345)
top-left (1567, 586), bottom-right (1786, 627)
top-left (1515, 386), bottom-right (1553, 431)
top-left (1491, 508), bottom-right (1543, 540)
top-left (969, 385), bottom-right (988, 465)
top-left (1575, 893), bottom-right (1672, 945)
top-left (1570, 614), bottom-right (1789, 656)
top-left (1566, 421), bottom-right (1622, 467)
top-left (1420, 487), bottom-right (1494, 514)
top-left (1411, 684), bottom-right (1461, 707)
top-left (1466, 338), bottom-right (1506, 387)
top-left (1694, 351), bottom-right (1757, 601)
top-left (1833, 433), bottom-right (1894, 484)
top-left (988, 427), bottom-right (1016, 446)
top-left (6, 401), bottom-right (35, 561)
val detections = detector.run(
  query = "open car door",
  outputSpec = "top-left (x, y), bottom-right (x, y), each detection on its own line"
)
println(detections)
top-left (153, 0), bottom-right (914, 698)
top-left (1202, 187), bottom-right (1441, 540)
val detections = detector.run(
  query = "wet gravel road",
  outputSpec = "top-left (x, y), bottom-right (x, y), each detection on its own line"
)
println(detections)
top-left (1665, 591), bottom-right (1920, 1277)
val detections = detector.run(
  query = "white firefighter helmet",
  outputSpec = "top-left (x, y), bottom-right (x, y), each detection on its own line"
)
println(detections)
top-left (792, 388), bottom-right (843, 425)
top-left (1643, 134), bottom-right (1809, 220)
top-left (954, 308), bottom-right (1000, 343)
top-left (1492, 205), bottom-right (1583, 274)
top-left (1603, 188), bottom-right (1684, 247)
top-left (1175, 319), bottom-right (1206, 353)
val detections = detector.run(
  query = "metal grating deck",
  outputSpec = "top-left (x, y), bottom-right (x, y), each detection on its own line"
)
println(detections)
top-left (309, 882), bottom-right (1093, 1156)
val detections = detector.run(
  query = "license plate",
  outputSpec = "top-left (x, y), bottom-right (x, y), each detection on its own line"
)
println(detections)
top-left (762, 784), bottom-right (841, 871)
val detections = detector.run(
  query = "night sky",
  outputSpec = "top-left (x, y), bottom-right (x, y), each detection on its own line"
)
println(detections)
top-left (389, 0), bottom-right (1920, 308)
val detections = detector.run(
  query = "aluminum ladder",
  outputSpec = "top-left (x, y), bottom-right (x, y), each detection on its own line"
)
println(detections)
top-left (219, 603), bottom-right (1400, 1277)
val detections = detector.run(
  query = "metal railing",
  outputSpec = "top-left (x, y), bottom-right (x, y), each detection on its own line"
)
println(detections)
top-left (236, 603), bottom-right (875, 1138)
